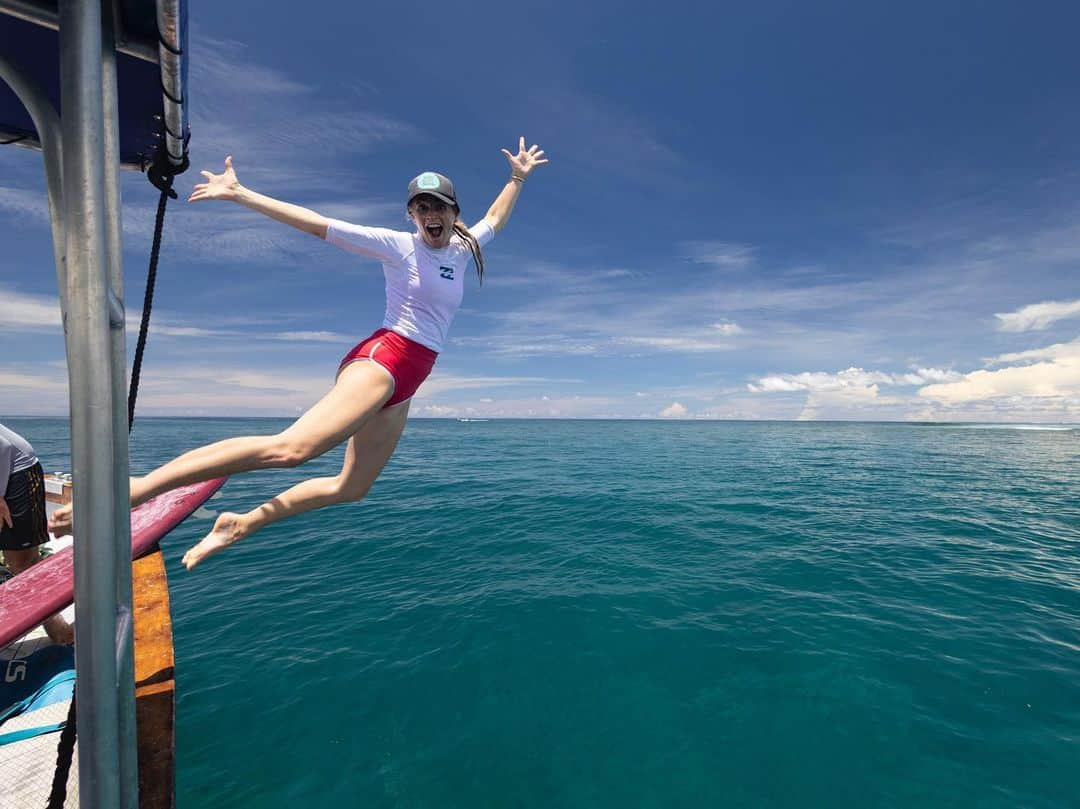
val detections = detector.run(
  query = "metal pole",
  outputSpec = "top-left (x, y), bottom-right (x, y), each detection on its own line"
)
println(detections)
top-left (100, 2), bottom-right (138, 807)
top-left (58, 1), bottom-right (128, 806)
top-left (0, 54), bottom-right (67, 315)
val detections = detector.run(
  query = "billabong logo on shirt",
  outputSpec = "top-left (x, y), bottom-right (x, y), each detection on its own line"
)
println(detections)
top-left (440, 265), bottom-right (454, 280)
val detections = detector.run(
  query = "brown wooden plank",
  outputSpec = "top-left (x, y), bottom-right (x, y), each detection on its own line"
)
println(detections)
top-left (132, 545), bottom-right (175, 809)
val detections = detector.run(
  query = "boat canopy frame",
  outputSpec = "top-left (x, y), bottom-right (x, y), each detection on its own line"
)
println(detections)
top-left (0, 2), bottom-right (189, 807)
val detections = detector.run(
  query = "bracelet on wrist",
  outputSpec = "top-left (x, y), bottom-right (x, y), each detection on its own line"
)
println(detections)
top-left (510, 174), bottom-right (525, 183)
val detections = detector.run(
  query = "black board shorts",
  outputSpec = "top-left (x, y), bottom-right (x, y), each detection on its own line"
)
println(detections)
top-left (0, 462), bottom-right (48, 551)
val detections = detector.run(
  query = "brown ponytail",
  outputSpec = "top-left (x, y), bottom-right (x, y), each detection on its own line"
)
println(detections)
top-left (452, 219), bottom-right (485, 285)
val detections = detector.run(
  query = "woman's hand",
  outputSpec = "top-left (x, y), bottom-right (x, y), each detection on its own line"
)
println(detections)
top-left (187, 158), bottom-right (328, 237)
top-left (484, 137), bottom-right (548, 231)
top-left (501, 136), bottom-right (548, 181)
top-left (189, 155), bottom-right (242, 203)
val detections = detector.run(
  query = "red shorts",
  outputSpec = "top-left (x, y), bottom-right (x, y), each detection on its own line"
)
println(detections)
top-left (338, 328), bottom-right (438, 409)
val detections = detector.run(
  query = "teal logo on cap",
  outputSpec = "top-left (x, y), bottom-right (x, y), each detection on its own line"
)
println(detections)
top-left (417, 173), bottom-right (441, 190)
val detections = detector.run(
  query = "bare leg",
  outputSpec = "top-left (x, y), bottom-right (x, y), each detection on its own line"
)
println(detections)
top-left (182, 398), bottom-right (411, 570)
top-left (5, 548), bottom-right (75, 645)
top-left (133, 361), bottom-right (393, 505)
top-left (48, 361), bottom-right (395, 536)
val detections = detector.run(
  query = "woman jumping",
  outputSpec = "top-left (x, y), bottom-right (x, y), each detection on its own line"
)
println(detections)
top-left (50, 137), bottom-right (547, 570)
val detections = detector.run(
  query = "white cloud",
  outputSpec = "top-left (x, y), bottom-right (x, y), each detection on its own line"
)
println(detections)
top-left (0, 286), bottom-right (61, 331)
top-left (990, 339), bottom-right (1080, 365)
top-left (0, 367), bottom-right (67, 393)
top-left (919, 338), bottom-right (1080, 404)
top-left (69, 32), bottom-right (422, 270)
top-left (123, 309), bottom-right (230, 339)
top-left (145, 324), bottom-right (230, 338)
top-left (621, 335), bottom-right (738, 353)
top-left (682, 241), bottom-right (757, 270)
top-left (797, 384), bottom-right (893, 421)
top-left (272, 330), bottom-right (353, 343)
top-left (748, 366), bottom-right (961, 394)
top-left (0, 364), bottom-right (70, 415)
top-left (189, 35), bottom-right (419, 173)
top-left (747, 365), bottom-right (1010, 419)
top-left (0, 285), bottom-right (358, 346)
top-left (451, 334), bottom-right (603, 358)
top-left (412, 404), bottom-right (458, 418)
top-left (415, 373), bottom-right (576, 398)
top-left (467, 249), bottom-right (975, 367)
top-left (193, 36), bottom-right (309, 97)
top-left (660, 402), bottom-right (688, 418)
top-left (0, 186), bottom-right (51, 222)
top-left (903, 367), bottom-right (962, 384)
top-left (0, 181), bottom-right (318, 266)
top-left (712, 322), bottom-right (744, 336)
top-left (995, 299), bottom-right (1080, 332)
top-left (411, 394), bottom-right (619, 419)
top-left (115, 365), bottom-right (331, 416)
top-left (459, 260), bottom-right (754, 359)
top-left (315, 200), bottom-right (403, 225)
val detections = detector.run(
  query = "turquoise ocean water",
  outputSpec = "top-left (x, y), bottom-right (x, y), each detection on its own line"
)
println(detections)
top-left (6, 417), bottom-right (1079, 808)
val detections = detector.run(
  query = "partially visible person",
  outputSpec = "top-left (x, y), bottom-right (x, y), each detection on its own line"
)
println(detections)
top-left (0, 423), bottom-right (74, 645)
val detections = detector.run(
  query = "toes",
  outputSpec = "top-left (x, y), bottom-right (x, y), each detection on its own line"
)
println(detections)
top-left (180, 514), bottom-right (244, 572)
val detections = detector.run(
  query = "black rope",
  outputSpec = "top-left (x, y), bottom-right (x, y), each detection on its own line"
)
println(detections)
top-left (128, 142), bottom-right (187, 430)
top-left (147, 143), bottom-right (188, 197)
top-left (128, 181), bottom-right (171, 431)
top-left (46, 695), bottom-right (77, 809)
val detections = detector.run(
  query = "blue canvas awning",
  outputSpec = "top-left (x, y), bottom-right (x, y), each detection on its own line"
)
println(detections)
top-left (0, 0), bottom-right (188, 172)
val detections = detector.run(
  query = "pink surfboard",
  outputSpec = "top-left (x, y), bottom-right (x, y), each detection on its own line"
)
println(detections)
top-left (0, 478), bottom-right (226, 648)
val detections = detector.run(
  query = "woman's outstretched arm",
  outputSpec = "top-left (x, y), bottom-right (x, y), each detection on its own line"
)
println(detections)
top-left (189, 155), bottom-right (330, 240)
top-left (483, 136), bottom-right (548, 232)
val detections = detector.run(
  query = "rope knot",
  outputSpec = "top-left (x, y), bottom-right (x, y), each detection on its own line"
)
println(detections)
top-left (147, 148), bottom-right (189, 199)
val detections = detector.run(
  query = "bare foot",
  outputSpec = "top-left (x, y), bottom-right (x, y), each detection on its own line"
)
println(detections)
top-left (49, 476), bottom-right (144, 536)
top-left (44, 615), bottom-right (75, 646)
top-left (181, 512), bottom-right (247, 571)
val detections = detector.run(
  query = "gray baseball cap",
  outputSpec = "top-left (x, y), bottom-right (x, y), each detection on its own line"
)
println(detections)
top-left (407, 171), bottom-right (458, 207)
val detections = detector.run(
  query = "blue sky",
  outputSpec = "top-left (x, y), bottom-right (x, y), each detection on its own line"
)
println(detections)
top-left (3, 0), bottom-right (1079, 420)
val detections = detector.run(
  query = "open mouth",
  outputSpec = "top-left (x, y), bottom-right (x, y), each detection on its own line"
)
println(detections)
top-left (425, 223), bottom-right (444, 240)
